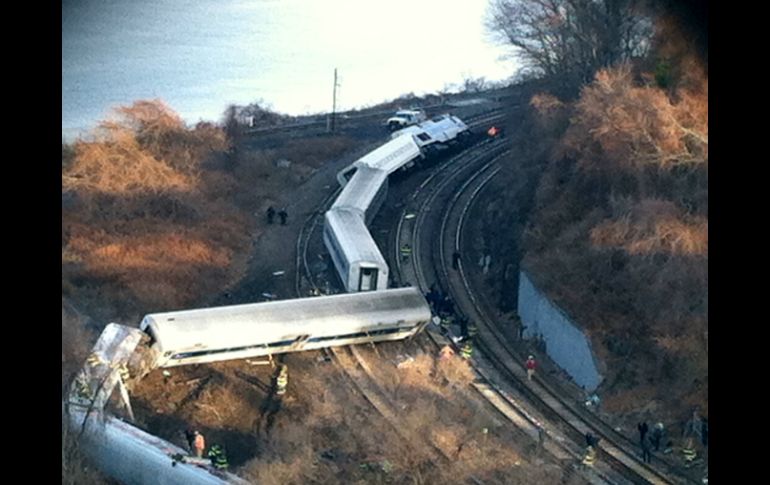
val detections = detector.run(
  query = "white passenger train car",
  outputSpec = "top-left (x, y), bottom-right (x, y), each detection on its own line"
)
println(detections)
top-left (331, 166), bottom-right (389, 225)
top-left (391, 114), bottom-right (470, 149)
top-left (70, 411), bottom-right (249, 485)
top-left (336, 132), bottom-right (422, 186)
top-left (140, 288), bottom-right (430, 368)
top-left (323, 208), bottom-right (389, 292)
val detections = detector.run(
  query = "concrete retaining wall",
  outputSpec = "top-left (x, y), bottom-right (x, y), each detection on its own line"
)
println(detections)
top-left (517, 271), bottom-right (602, 391)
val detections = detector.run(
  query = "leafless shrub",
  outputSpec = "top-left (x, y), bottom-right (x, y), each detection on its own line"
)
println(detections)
top-left (590, 198), bottom-right (707, 256)
top-left (62, 99), bottom-right (249, 310)
top-left (563, 63), bottom-right (707, 171)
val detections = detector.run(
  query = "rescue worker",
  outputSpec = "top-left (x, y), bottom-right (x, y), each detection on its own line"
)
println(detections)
top-left (681, 439), bottom-right (697, 467)
top-left (460, 341), bottom-right (473, 360)
top-left (585, 432), bottom-right (600, 449)
top-left (192, 430), bottom-right (205, 458)
top-left (440, 296), bottom-right (455, 318)
top-left (536, 424), bottom-right (546, 452)
top-left (275, 364), bottom-right (289, 396)
top-left (266, 206), bottom-right (275, 224)
top-left (526, 355), bottom-right (536, 381)
top-left (585, 393), bottom-right (601, 409)
top-left (582, 445), bottom-right (597, 468)
top-left (681, 409), bottom-right (700, 466)
top-left (487, 126), bottom-right (499, 137)
top-left (641, 432), bottom-right (653, 464)
top-left (650, 422), bottom-right (666, 451)
top-left (459, 317), bottom-right (469, 339)
top-left (425, 287), bottom-right (437, 309)
top-left (207, 444), bottom-right (229, 470)
top-left (184, 429), bottom-right (196, 454)
top-left (278, 208), bottom-right (288, 225)
top-left (637, 421), bottom-right (649, 445)
top-left (400, 243), bottom-right (412, 262)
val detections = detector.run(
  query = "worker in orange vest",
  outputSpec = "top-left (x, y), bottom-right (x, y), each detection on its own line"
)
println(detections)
top-left (192, 430), bottom-right (205, 458)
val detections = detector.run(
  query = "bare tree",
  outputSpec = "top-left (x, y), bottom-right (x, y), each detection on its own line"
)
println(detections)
top-left (487, 0), bottom-right (652, 94)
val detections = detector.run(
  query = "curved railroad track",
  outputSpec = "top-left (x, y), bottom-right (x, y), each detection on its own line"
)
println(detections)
top-left (293, 110), bottom-right (677, 484)
top-left (390, 132), bottom-right (698, 484)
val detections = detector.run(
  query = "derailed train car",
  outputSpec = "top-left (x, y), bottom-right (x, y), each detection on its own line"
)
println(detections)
top-left (323, 208), bottom-right (389, 292)
top-left (391, 114), bottom-right (471, 153)
top-left (326, 113), bottom-right (471, 293)
top-left (331, 166), bottom-right (389, 225)
top-left (140, 287), bottom-right (428, 367)
top-left (336, 132), bottom-right (421, 186)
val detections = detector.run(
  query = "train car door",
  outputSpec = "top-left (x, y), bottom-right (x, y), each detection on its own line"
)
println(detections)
top-left (359, 267), bottom-right (378, 291)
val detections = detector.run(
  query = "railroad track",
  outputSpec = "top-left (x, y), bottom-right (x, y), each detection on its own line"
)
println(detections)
top-left (388, 130), bottom-right (699, 484)
top-left (292, 110), bottom-right (632, 484)
top-left (294, 132), bottom-right (605, 483)
top-left (390, 141), bottom-right (623, 484)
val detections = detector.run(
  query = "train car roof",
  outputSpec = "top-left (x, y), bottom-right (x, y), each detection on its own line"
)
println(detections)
top-left (422, 115), bottom-right (468, 136)
top-left (331, 166), bottom-right (388, 214)
top-left (141, 287), bottom-right (430, 354)
top-left (325, 208), bottom-right (388, 265)
top-left (357, 133), bottom-right (421, 174)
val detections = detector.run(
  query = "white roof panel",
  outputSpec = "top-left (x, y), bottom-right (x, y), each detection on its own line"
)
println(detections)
top-left (331, 166), bottom-right (388, 214)
top-left (357, 134), bottom-right (421, 174)
top-left (325, 208), bottom-right (386, 265)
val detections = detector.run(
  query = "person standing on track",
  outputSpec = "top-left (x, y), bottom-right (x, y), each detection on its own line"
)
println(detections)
top-left (638, 421), bottom-right (649, 445)
top-left (400, 243), bottom-right (412, 263)
top-left (278, 208), bottom-right (288, 225)
top-left (208, 444), bottom-right (229, 470)
top-left (460, 341), bottom-right (473, 360)
top-left (275, 364), bottom-right (289, 396)
top-left (641, 432), bottom-right (653, 463)
top-left (192, 430), bottom-right (205, 458)
top-left (526, 355), bottom-right (537, 381)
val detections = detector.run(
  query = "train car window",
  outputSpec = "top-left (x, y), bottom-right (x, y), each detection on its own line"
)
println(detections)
top-left (417, 133), bottom-right (432, 141)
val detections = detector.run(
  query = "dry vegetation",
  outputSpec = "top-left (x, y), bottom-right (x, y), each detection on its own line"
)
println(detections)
top-left (485, 11), bottom-right (707, 431)
top-left (61, 95), bottom-right (381, 484)
top-left (62, 100), bottom-right (250, 313)
top-left (129, 343), bottom-right (573, 484)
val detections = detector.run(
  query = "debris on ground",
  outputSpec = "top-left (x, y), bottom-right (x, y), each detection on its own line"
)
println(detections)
top-left (395, 355), bottom-right (415, 369)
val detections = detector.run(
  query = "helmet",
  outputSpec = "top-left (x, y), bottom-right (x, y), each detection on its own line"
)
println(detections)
top-left (528, 355), bottom-right (534, 360)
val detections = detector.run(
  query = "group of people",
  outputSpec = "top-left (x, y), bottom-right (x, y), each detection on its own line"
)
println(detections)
top-left (183, 430), bottom-right (229, 470)
top-left (636, 409), bottom-right (708, 468)
top-left (266, 206), bottom-right (288, 225)
top-left (425, 285), bottom-right (454, 320)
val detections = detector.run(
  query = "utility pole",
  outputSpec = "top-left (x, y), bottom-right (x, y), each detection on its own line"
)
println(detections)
top-left (330, 68), bottom-right (340, 132)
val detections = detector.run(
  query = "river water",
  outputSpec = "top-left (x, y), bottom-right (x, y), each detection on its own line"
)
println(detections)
top-left (62, 0), bottom-right (515, 141)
